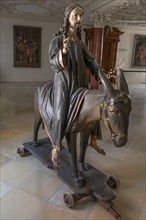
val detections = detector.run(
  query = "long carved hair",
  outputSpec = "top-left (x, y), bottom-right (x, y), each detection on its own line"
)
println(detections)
top-left (54, 3), bottom-right (83, 40)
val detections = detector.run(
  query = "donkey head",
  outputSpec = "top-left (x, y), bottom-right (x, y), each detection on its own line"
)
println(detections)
top-left (99, 68), bottom-right (132, 147)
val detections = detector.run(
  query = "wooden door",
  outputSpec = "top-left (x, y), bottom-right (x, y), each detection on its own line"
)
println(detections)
top-left (84, 26), bottom-right (124, 82)
top-left (84, 28), bottom-right (104, 88)
top-left (102, 26), bottom-right (124, 76)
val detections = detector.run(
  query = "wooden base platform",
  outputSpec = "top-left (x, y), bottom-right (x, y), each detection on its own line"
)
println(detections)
top-left (17, 138), bottom-right (121, 219)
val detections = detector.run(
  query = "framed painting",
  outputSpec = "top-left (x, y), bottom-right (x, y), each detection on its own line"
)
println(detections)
top-left (131, 34), bottom-right (146, 68)
top-left (13, 25), bottom-right (42, 67)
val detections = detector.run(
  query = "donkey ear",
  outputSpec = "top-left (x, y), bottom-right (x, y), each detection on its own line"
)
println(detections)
top-left (98, 68), bottom-right (116, 98)
top-left (116, 68), bottom-right (129, 94)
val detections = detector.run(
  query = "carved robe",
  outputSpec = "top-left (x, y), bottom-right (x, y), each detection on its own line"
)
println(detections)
top-left (39, 34), bottom-right (100, 149)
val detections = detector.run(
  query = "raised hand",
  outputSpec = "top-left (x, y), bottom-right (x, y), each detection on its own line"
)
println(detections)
top-left (62, 37), bottom-right (70, 54)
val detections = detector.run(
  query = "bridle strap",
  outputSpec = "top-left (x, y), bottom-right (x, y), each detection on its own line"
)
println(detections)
top-left (102, 105), bottom-right (127, 138)
top-left (104, 108), bottom-right (115, 137)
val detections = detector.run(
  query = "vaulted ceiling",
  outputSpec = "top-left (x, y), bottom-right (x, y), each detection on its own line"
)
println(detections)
top-left (0, 0), bottom-right (146, 27)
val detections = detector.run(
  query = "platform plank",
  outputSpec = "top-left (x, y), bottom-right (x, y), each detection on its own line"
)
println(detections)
top-left (23, 138), bottom-right (54, 169)
top-left (58, 157), bottom-right (116, 201)
top-left (23, 138), bottom-right (116, 201)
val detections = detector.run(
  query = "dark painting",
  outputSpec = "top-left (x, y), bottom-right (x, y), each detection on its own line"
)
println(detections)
top-left (131, 34), bottom-right (146, 68)
top-left (14, 25), bottom-right (41, 67)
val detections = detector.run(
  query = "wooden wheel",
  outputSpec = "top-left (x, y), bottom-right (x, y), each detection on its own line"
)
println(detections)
top-left (63, 193), bottom-right (75, 208)
top-left (107, 175), bottom-right (120, 189)
top-left (17, 147), bottom-right (31, 157)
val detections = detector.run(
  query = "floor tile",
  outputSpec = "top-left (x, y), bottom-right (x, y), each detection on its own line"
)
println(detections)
top-left (49, 184), bottom-right (95, 219)
top-left (118, 182), bottom-right (145, 209)
top-left (123, 148), bottom-right (146, 164)
top-left (0, 128), bottom-right (23, 142)
top-left (85, 147), bottom-right (121, 175)
top-left (93, 141), bottom-right (129, 160)
top-left (139, 210), bottom-right (146, 220)
top-left (1, 188), bottom-right (44, 220)
top-left (87, 202), bottom-right (116, 220)
top-left (0, 154), bottom-right (11, 167)
top-left (115, 192), bottom-right (143, 220)
top-left (115, 160), bottom-right (145, 190)
top-left (18, 170), bottom-right (62, 201)
top-left (0, 181), bottom-right (13, 198)
top-left (34, 203), bottom-right (79, 220)
top-left (0, 142), bottom-right (21, 159)
top-left (0, 83), bottom-right (145, 220)
top-left (1, 159), bottom-right (37, 186)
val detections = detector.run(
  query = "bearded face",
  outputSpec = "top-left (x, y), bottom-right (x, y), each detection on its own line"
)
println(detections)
top-left (68, 6), bottom-right (83, 30)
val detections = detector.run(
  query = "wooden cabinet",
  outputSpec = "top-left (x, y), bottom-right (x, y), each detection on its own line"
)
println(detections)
top-left (84, 28), bottom-right (104, 88)
top-left (84, 26), bottom-right (124, 82)
top-left (102, 26), bottom-right (124, 73)
top-left (84, 28), bottom-right (104, 64)
top-left (84, 28), bottom-right (94, 54)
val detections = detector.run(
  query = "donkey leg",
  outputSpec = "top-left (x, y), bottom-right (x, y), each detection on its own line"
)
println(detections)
top-left (33, 109), bottom-right (42, 147)
top-left (78, 130), bottom-right (90, 171)
top-left (33, 87), bottom-right (43, 147)
top-left (66, 132), bottom-right (86, 188)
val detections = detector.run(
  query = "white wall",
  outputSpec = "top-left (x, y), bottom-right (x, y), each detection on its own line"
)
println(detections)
top-left (116, 26), bottom-right (146, 83)
top-left (1, 15), bottom-right (146, 83)
top-left (0, 16), bottom-right (62, 82)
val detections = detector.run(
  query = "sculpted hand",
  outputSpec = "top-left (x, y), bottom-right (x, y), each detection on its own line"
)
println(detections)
top-left (62, 37), bottom-right (70, 54)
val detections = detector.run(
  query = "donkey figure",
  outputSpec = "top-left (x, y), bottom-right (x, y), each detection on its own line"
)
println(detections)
top-left (33, 68), bottom-right (132, 188)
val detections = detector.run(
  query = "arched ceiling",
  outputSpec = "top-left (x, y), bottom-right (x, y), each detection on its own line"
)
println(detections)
top-left (0, 0), bottom-right (146, 27)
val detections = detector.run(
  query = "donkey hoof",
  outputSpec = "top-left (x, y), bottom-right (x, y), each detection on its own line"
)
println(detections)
top-left (32, 141), bottom-right (40, 147)
top-left (74, 177), bottom-right (86, 188)
top-left (78, 162), bottom-right (89, 172)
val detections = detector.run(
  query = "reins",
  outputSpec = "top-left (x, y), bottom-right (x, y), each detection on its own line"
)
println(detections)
top-left (101, 101), bottom-right (128, 139)
top-left (101, 103), bottom-right (115, 138)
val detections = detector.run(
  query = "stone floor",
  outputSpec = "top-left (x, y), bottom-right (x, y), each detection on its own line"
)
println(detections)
top-left (0, 82), bottom-right (145, 220)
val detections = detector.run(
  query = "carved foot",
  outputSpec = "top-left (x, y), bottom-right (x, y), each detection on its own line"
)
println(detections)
top-left (89, 137), bottom-right (106, 155)
top-left (51, 148), bottom-right (60, 168)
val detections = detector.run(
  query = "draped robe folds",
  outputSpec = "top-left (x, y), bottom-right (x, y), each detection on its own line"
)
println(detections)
top-left (39, 34), bottom-right (100, 148)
